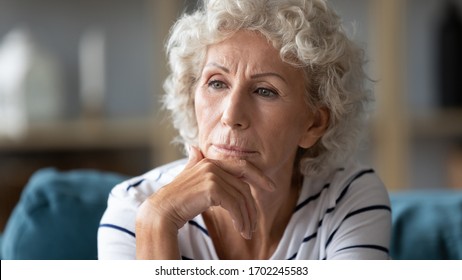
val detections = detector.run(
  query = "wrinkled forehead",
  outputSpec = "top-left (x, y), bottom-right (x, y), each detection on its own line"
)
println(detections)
top-left (202, 30), bottom-right (303, 77)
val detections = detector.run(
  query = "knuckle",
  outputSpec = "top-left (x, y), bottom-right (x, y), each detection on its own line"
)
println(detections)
top-left (206, 184), bottom-right (218, 196)
top-left (204, 172), bottom-right (221, 187)
top-left (208, 189), bottom-right (225, 208)
top-left (208, 195), bottom-right (219, 206)
top-left (204, 182), bottom-right (221, 203)
top-left (200, 160), bottom-right (218, 173)
top-left (201, 158), bottom-right (214, 167)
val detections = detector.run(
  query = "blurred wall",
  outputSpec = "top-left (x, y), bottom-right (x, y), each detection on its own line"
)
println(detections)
top-left (330, 0), bottom-right (462, 189)
top-left (0, 0), bottom-right (155, 119)
top-left (0, 0), bottom-right (460, 192)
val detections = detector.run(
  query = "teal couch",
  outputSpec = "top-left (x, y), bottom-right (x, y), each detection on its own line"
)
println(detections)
top-left (1, 168), bottom-right (461, 260)
top-left (1, 168), bottom-right (128, 260)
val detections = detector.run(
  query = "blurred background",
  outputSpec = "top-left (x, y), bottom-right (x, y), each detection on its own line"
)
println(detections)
top-left (0, 0), bottom-right (461, 232)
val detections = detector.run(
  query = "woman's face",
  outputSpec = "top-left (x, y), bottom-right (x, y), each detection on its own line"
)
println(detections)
top-left (194, 30), bottom-right (324, 177)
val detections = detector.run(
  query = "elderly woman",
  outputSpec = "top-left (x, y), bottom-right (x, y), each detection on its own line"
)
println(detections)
top-left (98, 0), bottom-right (391, 260)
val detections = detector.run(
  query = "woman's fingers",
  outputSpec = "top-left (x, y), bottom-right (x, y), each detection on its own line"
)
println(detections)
top-left (187, 146), bottom-right (274, 193)
top-left (193, 157), bottom-right (273, 238)
top-left (209, 173), bottom-right (256, 239)
top-left (212, 159), bottom-right (276, 192)
top-left (143, 149), bottom-right (273, 240)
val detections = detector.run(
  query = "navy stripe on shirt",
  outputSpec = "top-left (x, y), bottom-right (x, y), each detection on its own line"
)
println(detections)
top-left (324, 205), bottom-right (391, 249)
top-left (303, 231), bottom-right (318, 243)
top-left (99, 223), bottom-right (136, 238)
top-left (335, 169), bottom-right (374, 205)
top-left (288, 252), bottom-right (298, 260)
top-left (188, 220), bottom-right (209, 236)
top-left (344, 204), bottom-right (391, 219)
top-left (124, 171), bottom-right (163, 192)
top-left (293, 168), bottom-right (346, 213)
top-left (126, 178), bottom-right (146, 191)
top-left (294, 183), bottom-right (331, 213)
top-left (321, 169), bottom-right (375, 216)
top-left (335, 244), bottom-right (389, 254)
top-left (287, 231), bottom-right (319, 259)
top-left (293, 169), bottom-right (373, 214)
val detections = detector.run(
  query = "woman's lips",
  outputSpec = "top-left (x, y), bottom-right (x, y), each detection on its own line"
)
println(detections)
top-left (212, 144), bottom-right (257, 157)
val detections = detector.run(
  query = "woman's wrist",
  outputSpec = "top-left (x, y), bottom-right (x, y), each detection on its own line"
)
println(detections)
top-left (136, 194), bottom-right (182, 235)
top-left (135, 199), bottom-right (181, 259)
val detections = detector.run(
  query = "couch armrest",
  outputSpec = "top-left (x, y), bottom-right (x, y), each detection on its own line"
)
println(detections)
top-left (390, 190), bottom-right (462, 260)
top-left (1, 168), bottom-right (128, 260)
top-left (0, 233), bottom-right (3, 259)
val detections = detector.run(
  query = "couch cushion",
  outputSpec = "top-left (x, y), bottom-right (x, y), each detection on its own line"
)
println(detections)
top-left (1, 168), bottom-right (127, 260)
top-left (390, 190), bottom-right (462, 260)
top-left (0, 233), bottom-right (3, 259)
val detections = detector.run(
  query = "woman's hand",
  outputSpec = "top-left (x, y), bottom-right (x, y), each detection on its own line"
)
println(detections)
top-left (135, 146), bottom-right (275, 259)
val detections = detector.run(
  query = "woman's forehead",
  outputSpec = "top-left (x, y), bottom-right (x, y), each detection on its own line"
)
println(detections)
top-left (203, 31), bottom-right (302, 78)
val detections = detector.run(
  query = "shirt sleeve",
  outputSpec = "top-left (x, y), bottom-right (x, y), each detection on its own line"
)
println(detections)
top-left (97, 181), bottom-right (142, 260)
top-left (97, 161), bottom-right (185, 260)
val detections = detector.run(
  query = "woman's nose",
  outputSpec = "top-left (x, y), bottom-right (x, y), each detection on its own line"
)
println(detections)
top-left (220, 90), bottom-right (250, 130)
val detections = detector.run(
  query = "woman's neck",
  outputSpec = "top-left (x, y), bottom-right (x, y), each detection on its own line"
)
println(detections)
top-left (252, 170), bottom-right (300, 240)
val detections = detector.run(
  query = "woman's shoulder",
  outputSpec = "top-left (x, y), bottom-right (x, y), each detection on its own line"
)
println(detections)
top-left (331, 159), bottom-right (384, 188)
top-left (143, 158), bottom-right (188, 185)
top-left (322, 159), bottom-right (391, 212)
top-left (301, 159), bottom-right (389, 208)
top-left (109, 158), bottom-right (188, 204)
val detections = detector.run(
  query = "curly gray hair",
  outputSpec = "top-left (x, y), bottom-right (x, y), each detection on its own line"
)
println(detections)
top-left (163, 0), bottom-right (371, 176)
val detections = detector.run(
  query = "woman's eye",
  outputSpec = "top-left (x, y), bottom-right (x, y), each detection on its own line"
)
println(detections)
top-left (255, 88), bottom-right (278, 98)
top-left (208, 80), bottom-right (227, 90)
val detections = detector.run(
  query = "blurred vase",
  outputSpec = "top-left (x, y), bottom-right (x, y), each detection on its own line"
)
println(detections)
top-left (0, 27), bottom-right (64, 138)
top-left (79, 27), bottom-right (106, 119)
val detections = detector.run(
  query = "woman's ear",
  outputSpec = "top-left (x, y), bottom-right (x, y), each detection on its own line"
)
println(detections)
top-left (299, 107), bottom-right (330, 149)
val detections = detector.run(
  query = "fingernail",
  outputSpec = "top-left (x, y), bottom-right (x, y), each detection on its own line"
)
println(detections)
top-left (232, 220), bottom-right (242, 232)
top-left (241, 231), bottom-right (252, 240)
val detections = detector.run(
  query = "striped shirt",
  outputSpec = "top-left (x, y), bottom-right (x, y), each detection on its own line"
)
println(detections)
top-left (98, 158), bottom-right (391, 259)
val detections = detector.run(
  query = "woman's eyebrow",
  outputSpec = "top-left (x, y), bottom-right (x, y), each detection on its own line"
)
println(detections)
top-left (204, 62), bottom-right (287, 83)
top-left (250, 72), bottom-right (287, 83)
